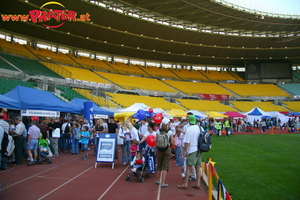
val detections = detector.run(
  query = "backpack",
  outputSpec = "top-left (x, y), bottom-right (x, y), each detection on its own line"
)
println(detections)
top-left (65, 123), bottom-right (70, 134)
top-left (156, 132), bottom-right (169, 151)
top-left (74, 128), bottom-right (81, 140)
top-left (197, 127), bottom-right (212, 153)
top-left (1, 132), bottom-right (15, 157)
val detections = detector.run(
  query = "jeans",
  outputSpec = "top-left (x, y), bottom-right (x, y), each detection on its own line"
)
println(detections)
top-left (13, 136), bottom-right (24, 164)
top-left (225, 127), bottom-right (231, 137)
top-left (71, 137), bottom-right (79, 154)
top-left (121, 141), bottom-right (131, 164)
top-left (1, 154), bottom-right (8, 169)
top-left (262, 126), bottom-right (266, 133)
top-left (51, 138), bottom-right (59, 156)
top-left (175, 146), bottom-right (182, 166)
top-left (62, 134), bottom-right (71, 152)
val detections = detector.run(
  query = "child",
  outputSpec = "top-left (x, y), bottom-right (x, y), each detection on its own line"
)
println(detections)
top-left (130, 139), bottom-right (139, 161)
top-left (131, 153), bottom-right (144, 172)
top-left (81, 126), bottom-right (90, 160)
top-left (174, 126), bottom-right (183, 167)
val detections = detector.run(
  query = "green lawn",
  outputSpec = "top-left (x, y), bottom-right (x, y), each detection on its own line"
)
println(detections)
top-left (202, 134), bottom-right (300, 200)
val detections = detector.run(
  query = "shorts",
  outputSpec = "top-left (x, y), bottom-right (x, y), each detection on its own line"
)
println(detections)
top-left (187, 151), bottom-right (202, 166)
top-left (27, 139), bottom-right (38, 150)
top-left (156, 147), bottom-right (171, 171)
top-left (82, 143), bottom-right (88, 151)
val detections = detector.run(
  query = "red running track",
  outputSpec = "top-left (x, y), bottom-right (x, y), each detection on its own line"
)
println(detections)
top-left (0, 148), bottom-right (208, 200)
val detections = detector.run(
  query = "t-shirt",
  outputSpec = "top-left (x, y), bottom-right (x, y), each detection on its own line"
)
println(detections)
top-left (81, 131), bottom-right (90, 144)
top-left (182, 125), bottom-right (200, 154)
top-left (108, 123), bottom-right (118, 133)
top-left (130, 145), bottom-right (139, 156)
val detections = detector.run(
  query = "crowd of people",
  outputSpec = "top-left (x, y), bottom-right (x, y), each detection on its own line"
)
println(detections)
top-left (0, 107), bottom-right (299, 190)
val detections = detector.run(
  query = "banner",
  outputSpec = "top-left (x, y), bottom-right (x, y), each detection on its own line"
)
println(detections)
top-left (197, 93), bottom-right (229, 100)
top-left (83, 101), bottom-right (93, 127)
top-left (21, 109), bottom-right (60, 117)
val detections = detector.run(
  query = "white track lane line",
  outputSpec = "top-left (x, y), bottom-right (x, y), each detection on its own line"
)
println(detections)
top-left (98, 166), bottom-right (129, 200)
top-left (156, 171), bottom-right (163, 200)
top-left (38, 166), bottom-right (94, 200)
top-left (2, 156), bottom-right (81, 190)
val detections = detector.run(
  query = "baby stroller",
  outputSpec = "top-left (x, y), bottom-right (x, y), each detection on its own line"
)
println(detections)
top-left (37, 138), bottom-right (52, 164)
top-left (125, 153), bottom-right (151, 183)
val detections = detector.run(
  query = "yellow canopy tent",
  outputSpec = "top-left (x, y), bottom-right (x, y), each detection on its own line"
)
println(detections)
top-left (114, 112), bottom-right (135, 122)
top-left (166, 109), bottom-right (187, 117)
top-left (204, 111), bottom-right (227, 118)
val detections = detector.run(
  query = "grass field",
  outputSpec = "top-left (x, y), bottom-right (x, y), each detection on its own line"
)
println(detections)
top-left (202, 134), bottom-right (300, 200)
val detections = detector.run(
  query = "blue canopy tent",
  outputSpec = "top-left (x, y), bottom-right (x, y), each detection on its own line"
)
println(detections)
top-left (4, 86), bottom-right (80, 113)
top-left (68, 98), bottom-right (114, 116)
top-left (0, 94), bottom-right (22, 110)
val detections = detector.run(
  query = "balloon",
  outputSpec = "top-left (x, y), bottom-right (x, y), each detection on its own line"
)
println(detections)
top-left (146, 135), bottom-right (156, 147)
top-left (153, 113), bottom-right (162, 124)
top-left (148, 108), bottom-right (153, 113)
top-left (31, 116), bottom-right (38, 122)
top-left (137, 109), bottom-right (145, 120)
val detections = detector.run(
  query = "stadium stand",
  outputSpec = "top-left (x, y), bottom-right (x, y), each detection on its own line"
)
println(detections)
top-left (0, 39), bottom-right (36, 59)
top-left (277, 83), bottom-right (300, 96)
top-left (105, 92), bottom-right (183, 110)
top-left (73, 88), bottom-right (117, 108)
top-left (281, 101), bottom-right (300, 112)
top-left (0, 55), bottom-right (18, 71)
top-left (292, 72), bottom-right (300, 83)
top-left (53, 64), bottom-right (110, 84)
top-left (200, 70), bottom-right (239, 82)
top-left (220, 83), bottom-right (291, 97)
top-left (169, 68), bottom-right (209, 81)
top-left (95, 71), bottom-right (177, 93)
top-left (177, 99), bottom-right (236, 112)
top-left (56, 86), bottom-right (88, 101)
top-left (67, 54), bottom-right (116, 73)
top-left (227, 71), bottom-right (245, 82)
top-left (163, 80), bottom-right (232, 96)
top-left (0, 53), bottom-right (62, 78)
top-left (229, 101), bottom-right (288, 112)
top-left (107, 62), bottom-right (149, 77)
top-left (140, 65), bottom-right (179, 79)
top-left (0, 77), bottom-right (36, 94)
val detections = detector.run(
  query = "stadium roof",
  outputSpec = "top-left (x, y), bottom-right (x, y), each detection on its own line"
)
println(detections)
top-left (0, 0), bottom-right (300, 66)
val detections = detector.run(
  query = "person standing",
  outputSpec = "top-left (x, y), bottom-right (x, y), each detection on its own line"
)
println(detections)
top-left (138, 118), bottom-right (148, 153)
top-left (119, 122), bottom-right (132, 165)
top-left (224, 118), bottom-right (231, 137)
top-left (27, 121), bottom-right (41, 165)
top-left (61, 119), bottom-right (71, 153)
top-left (178, 115), bottom-right (202, 190)
top-left (71, 122), bottom-right (80, 154)
top-left (10, 116), bottom-right (25, 167)
top-left (0, 113), bottom-right (9, 170)
top-left (108, 117), bottom-right (118, 134)
top-left (155, 122), bottom-right (174, 188)
top-left (48, 118), bottom-right (61, 157)
top-left (37, 120), bottom-right (49, 140)
top-left (81, 126), bottom-right (90, 160)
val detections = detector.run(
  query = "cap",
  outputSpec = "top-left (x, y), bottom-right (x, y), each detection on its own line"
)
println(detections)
top-left (189, 115), bottom-right (196, 125)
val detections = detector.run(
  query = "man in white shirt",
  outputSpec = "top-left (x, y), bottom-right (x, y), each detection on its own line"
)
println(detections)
top-left (178, 115), bottom-right (202, 190)
top-left (11, 116), bottom-right (25, 167)
top-left (138, 119), bottom-right (148, 153)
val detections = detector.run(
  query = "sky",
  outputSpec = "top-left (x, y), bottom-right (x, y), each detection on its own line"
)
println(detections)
top-left (223, 0), bottom-right (300, 15)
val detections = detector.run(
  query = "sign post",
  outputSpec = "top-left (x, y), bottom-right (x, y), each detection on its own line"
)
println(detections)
top-left (95, 133), bottom-right (117, 169)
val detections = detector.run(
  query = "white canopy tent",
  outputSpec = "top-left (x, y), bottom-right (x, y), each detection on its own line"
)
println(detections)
top-left (244, 107), bottom-right (271, 123)
top-left (117, 103), bottom-right (150, 113)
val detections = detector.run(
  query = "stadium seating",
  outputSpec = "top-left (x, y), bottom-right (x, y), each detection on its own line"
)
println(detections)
top-left (220, 83), bottom-right (291, 97)
top-left (292, 72), bottom-right (300, 83)
top-left (277, 83), bottom-right (300, 96)
top-left (281, 101), bottom-right (300, 112)
top-left (56, 86), bottom-right (88, 101)
top-left (0, 53), bottom-right (62, 78)
top-left (140, 65), bottom-right (179, 79)
top-left (169, 68), bottom-right (209, 81)
top-left (229, 101), bottom-right (288, 112)
top-left (67, 55), bottom-right (116, 72)
top-left (0, 39), bottom-right (36, 59)
top-left (73, 88), bottom-right (117, 108)
top-left (177, 99), bottom-right (236, 112)
top-left (106, 62), bottom-right (149, 77)
top-left (163, 80), bottom-right (232, 96)
top-left (57, 65), bottom-right (110, 84)
top-left (95, 71), bottom-right (177, 93)
top-left (200, 70), bottom-right (238, 82)
top-left (0, 77), bottom-right (36, 94)
top-left (0, 56), bottom-right (18, 71)
top-left (105, 92), bottom-right (183, 110)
